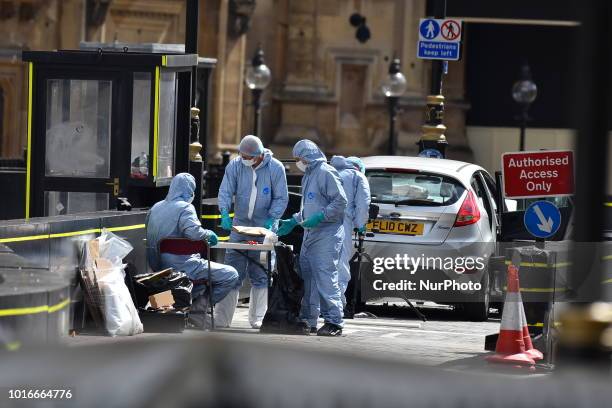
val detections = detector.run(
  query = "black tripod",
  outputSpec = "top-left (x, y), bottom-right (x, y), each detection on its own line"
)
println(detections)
top-left (345, 230), bottom-right (427, 322)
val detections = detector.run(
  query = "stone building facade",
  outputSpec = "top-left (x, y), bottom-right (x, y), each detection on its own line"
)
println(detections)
top-left (0, 0), bottom-right (470, 162)
top-left (245, 0), bottom-right (470, 160)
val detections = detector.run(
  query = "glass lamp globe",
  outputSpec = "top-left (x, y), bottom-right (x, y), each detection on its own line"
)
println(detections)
top-left (245, 63), bottom-right (272, 90)
top-left (381, 71), bottom-right (407, 97)
top-left (512, 79), bottom-right (537, 105)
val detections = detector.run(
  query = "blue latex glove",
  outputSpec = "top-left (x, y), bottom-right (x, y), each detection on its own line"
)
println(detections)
top-left (264, 218), bottom-right (275, 230)
top-left (220, 210), bottom-right (232, 231)
top-left (206, 231), bottom-right (218, 247)
top-left (302, 212), bottom-right (325, 228)
top-left (277, 218), bottom-right (298, 236)
top-left (354, 226), bottom-right (366, 234)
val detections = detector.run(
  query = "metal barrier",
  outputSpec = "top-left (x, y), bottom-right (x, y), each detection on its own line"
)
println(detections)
top-left (0, 211), bottom-right (148, 334)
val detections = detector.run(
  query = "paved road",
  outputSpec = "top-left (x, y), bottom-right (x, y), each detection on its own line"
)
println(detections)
top-left (68, 302), bottom-right (504, 371)
top-left (218, 303), bottom-right (501, 369)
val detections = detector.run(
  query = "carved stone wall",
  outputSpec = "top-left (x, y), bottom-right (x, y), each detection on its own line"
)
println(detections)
top-left (89, 0), bottom-right (185, 44)
top-left (245, 0), bottom-right (471, 160)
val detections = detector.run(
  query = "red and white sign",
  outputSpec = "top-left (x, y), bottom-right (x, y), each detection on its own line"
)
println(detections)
top-left (501, 150), bottom-right (574, 199)
top-left (441, 20), bottom-right (461, 41)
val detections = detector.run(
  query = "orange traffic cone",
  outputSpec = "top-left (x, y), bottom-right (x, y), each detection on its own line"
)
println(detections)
top-left (486, 264), bottom-right (542, 366)
top-left (520, 294), bottom-right (544, 361)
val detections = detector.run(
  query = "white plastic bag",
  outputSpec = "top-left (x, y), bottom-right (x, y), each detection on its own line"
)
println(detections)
top-left (98, 229), bottom-right (134, 265)
top-left (98, 266), bottom-right (143, 336)
top-left (95, 229), bottom-right (142, 336)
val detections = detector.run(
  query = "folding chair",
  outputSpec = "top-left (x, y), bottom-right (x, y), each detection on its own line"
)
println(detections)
top-left (159, 238), bottom-right (214, 329)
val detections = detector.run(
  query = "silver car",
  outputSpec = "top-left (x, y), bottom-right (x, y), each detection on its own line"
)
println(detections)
top-left (360, 156), bottom-right (502, 321)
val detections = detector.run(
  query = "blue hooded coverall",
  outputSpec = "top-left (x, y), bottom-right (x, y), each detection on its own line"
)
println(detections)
top-left (218, 149), bottom-right (289, 288)
top-left (330, 156), bottom-right (371, 302)
top-left (292, 140), bottom-right (347, 328)
top-left (146, 173), bottom-right (240, 304)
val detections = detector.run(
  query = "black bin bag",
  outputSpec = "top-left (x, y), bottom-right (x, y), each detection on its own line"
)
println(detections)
top-left (132, 269), bottom-right (193, 309)
top-left (260, 243), bottom-right (309, 335)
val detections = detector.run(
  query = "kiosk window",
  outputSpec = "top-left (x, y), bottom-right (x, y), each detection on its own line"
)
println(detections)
top-left (45, 79), bottom-right (112, 178)
top-left (130, 72), bottom-right (151, 179)
top-left (157, 71), bottom-right (177, 180)
top-left (44, 191), bottom-right (109, 216)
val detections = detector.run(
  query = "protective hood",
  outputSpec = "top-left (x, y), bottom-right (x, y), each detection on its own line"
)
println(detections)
top-left (258, 148), bottom-right (274, 168)
top-left (346, 156), bottom-right (365, 173)
top-left (293, 139), bottom-right (326, 167)
top-left (239, 135), bottom-right (264, 156)
top-left (330, 155), bottom-right (354, 171)
top-left (166, 173), bottom-right (196, 203)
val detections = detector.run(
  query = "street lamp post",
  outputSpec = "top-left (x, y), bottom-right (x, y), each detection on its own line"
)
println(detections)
top-left (512, 63), bottom-right (538, 151)
top-left (381, 58), bottom-right (407, 155)
top-left (245, 46), bottom-right (271, 139)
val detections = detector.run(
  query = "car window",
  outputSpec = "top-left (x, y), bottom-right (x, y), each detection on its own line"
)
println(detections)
top-left (366, 170), bottom-right (466, 206)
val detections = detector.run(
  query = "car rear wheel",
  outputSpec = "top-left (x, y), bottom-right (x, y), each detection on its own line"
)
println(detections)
top-left (458, 271), bottom-right (490, 321)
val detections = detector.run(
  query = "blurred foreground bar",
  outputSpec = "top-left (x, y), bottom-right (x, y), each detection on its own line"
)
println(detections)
top-left (0, 336), bottom-right (610, 408)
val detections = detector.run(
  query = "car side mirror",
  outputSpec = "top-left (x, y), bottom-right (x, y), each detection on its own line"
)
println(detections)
top-left (369, 203), bottom-right (379, 220)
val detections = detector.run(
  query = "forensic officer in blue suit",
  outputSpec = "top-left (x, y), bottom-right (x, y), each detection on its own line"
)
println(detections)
top-left (277, 139), bottom-right (347, 336)
top-left (146, 173), bottom-right (240, 329)
top-left (330, 155), bottom-right (371, 308)
top-left (218, 135), bottom-right (289, 328)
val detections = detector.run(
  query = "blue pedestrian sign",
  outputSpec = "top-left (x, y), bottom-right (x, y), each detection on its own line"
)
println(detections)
top-left (524, 200), bottom-right (562, 239)
top-left (417, 18), bottom-right (462, 61)
top-left (420, 19), bottom-right (440, 40)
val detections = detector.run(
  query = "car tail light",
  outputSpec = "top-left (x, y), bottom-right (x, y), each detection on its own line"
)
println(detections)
top-left (453, 191), bottom-right (481, 227)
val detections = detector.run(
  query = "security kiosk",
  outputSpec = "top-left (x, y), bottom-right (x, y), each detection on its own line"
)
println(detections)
top-left (21, 48), bottom-right (200, 217)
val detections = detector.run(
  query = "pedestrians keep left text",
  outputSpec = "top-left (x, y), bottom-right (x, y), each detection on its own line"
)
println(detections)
top-left (417, 18), bottom-right (462, 61)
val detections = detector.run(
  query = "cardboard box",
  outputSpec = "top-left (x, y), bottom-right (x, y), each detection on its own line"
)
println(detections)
top-left (149, 290), bottom-right (175, 309)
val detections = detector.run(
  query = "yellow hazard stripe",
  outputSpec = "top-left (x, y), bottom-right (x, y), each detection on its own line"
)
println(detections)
top-left (502, 286), bottom-right (567, 293)
top-left (47, 298), bottom-right (71, 313)
top-left (528, 322), bottom-right (561, 328)
top-left (162, 55), bottom-right (168, 66)
top-left (218, 236), bottom-right (230, 241)
top-left (25, 62), bottom-right (33, 219)
top-left (201, 213), bottom-right (234, 219)
top-left (604, 202), bottom-right (612, 207)
top-left (0, 298), bottom-right (69, 317)
top-left (49, 228), bottom-right (101, 239)
top-left (603, 278), bottom-right (612, 284)
top-left (505, 257), bottom-right (612, 268)
top-left (504, 260), bottom-right (572, 268)
top-left (152, 66), bottom-right (160, 177)
top-left (0, 224), bottom-right (145, 244)
top-left (0, 234), bottom-right (49, 243)
top-left (107, 224), bottom-right (145, 232)
top-left (6, 341), bottom-right (21, 351)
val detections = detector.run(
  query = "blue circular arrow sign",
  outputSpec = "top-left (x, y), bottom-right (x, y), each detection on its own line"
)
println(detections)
top-left (523, 200), bottom-right (562, 239)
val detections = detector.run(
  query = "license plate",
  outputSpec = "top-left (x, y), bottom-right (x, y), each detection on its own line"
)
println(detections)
top-left (366, 220), bottom-right (424, 236)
